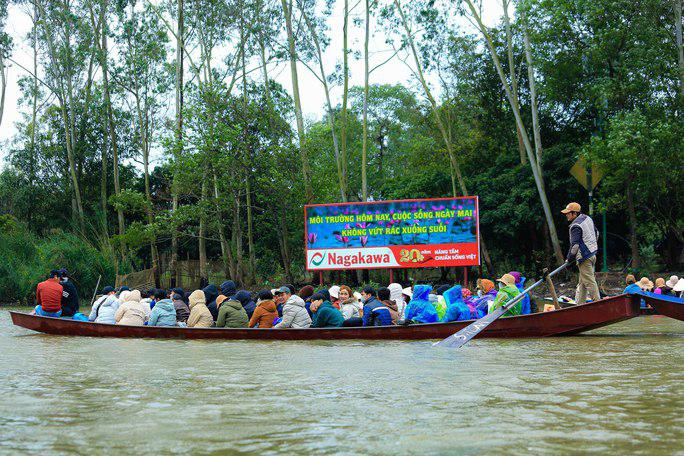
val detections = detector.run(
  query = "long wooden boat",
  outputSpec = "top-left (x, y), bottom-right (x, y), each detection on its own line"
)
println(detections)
top-left (9, 294), bottom-right (639, 340)
top-left (638, 292), bottom-right (684, 322)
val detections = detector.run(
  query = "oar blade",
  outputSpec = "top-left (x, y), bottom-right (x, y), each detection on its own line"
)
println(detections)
top-left (433, 306), bottom-right (507, 348)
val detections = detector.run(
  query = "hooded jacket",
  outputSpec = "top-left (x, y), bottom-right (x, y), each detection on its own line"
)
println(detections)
top-left (216, 297), bottom-right (249, 328)
top-left (274, 295), bottom-right (312, 328)
top-left (489, 284), bottom-right (521, 316)
top-left (115, 290), bottom-right (147, 326)
top-left (509, 273), bottom-right (531, 315)
top-left (220, 281), bottom-right (237, 297)
top-left (89, 295), bottom-right (119, 324)
top-left (362, 296), bottom-right (393, 326)
top-left (60, 278), bottom-right (80, 317)
top-left (173, 297), bottom-right (190, 322)
top-left (404, 285), bottom-right (439, 323)
top-left (187, 290), bottom-right (214, 327)
top-left (311, 301), bottom-right (345, 328)
top-left (233, 290), bottom-right (256, 319)
top-left (202, 284), bottom-right (220, 321)
top-left (148, 299), bottom-right (178, 327)
top-left (248, 299), bottom-right (278, 328)
top-left (442, 285), bottom-right (471, 322)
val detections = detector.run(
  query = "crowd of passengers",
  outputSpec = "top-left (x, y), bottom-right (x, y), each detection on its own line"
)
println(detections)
top-left (35, 269), bottom-right (539, 328)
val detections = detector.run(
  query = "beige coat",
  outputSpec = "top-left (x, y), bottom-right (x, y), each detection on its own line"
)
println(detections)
top-left (187, 290), bottom-right (214, 328)
top-left (115, 290), bottom-right (147, 326)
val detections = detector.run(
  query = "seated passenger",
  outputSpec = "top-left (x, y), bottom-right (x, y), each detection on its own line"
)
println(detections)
top-left (442, 285), bottom-right (471, 322)
top-left (233, 290), bottom-right (256, 320)
top-left (274, 286), bottom-right (311, 328)
top-left (378, 287), bottom-right (399, 324)
top-left (115, 290), bottom-right (148, 325)
top-left (489, 274), bottom-right (522, 316)
top-left (148, 297), bottom-right (177, 327)
top-left (473, 279), bottom-right (496, 316)
top-left (404, 284), bottom-right (439, 323)
top-left (361, 286), bottom-right (392, 326)
top-left (623, 274), bottom-right (641, 294)
top-left (328, 285), bottom-right (341, 309)
top-left (202, 284), bottom-right (220, 321)
top-left (139, 289), bottom-right (154, 315)
top-left (89, 286), bottom-right (118, 324)
top-left (310, 293), bottom-right (345, 328)
top-left (653, 278), bottom-right (665, 295)
top-left (249, 290), bottom-right (278, 328)
top-left (509, 271), bottom-right (531, 314)
top-left (638, 277), bottom-right (653, 292)
top-left (172, 292), bottom-right (190, 323)
top-left (215, 294), bottom-right (249, 328)
top-left (388, 283), bottom-right (407, 320)
top-left (34, 270), bottom-right (63, 317)
top-left (338, 285), bottom-right (362, 320)
top-left (58, 269), bottom-right (80, 318)
top-left (187, 290), bottom-right (214, 328)
top-left (461, 288), bottom-right (477, 318)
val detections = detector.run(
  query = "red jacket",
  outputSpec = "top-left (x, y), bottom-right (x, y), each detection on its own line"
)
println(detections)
top-left (36, 279), bottom-right (63, 312)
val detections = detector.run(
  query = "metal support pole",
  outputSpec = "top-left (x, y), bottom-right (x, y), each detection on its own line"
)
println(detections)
top-left (463, 267), bottom-right (468, 287)
top-left (602, 208), bottom-right (608, 272)
top-left (319, 271), bottom-right (323, 286)
top-left (389, 269), bottom-right (394, 284)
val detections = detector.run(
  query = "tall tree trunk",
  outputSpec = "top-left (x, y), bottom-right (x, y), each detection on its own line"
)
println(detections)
top-left (0, 53), bottom-right (6, 128)
top-left (361, 0), bottom-right (370, 201)
top-left (93, 0), bottom-right (125, 249)
top-left (465, 0), bottom-right (564, 263)
top-left (278, 206), bottom-right (293, 283)
top-left (522, 16), bottom-right (544, 176)
top-left (676, 0), bottom-right (684, 98)
top-left (299, 6), bottom-right (345, 200)
top-left (502, 0), bottom-right (526, 165)
top-left (626, 177), bottom-right (640, 268)
top-left (213, 172), bottom-right (234, 280)
top-left (394, 0), bottom-right (494, 273)
top-left (340, 0), bottom-right (350, 200)
top-left (232, 189), bottom-right (244, 284)
top-left (29, 1), bottom-right (39, 226)
top-left (171, 0), bottom-right (184, 288)
top-left (199, 169), bottom-right (208, 287)
top-left (281, 0), bottom-right (313, 202)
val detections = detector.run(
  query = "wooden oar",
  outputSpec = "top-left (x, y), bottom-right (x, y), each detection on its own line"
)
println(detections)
top-left (433, 262), bottom-right (572, 348)
top-left (89, 275), bottom-right (102, 308)
top-left (546, 274), bottom-right (560, 310)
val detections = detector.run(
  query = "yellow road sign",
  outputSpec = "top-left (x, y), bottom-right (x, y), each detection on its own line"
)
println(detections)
top-left (570, 156), bottom-right (604, 190)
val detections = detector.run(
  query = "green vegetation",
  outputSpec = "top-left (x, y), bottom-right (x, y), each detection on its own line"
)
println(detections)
top-left (0, 0), bottom-right (681, 302)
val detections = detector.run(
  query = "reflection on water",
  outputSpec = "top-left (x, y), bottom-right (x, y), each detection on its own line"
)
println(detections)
top-left (0, 308), bottom-right (682, 454)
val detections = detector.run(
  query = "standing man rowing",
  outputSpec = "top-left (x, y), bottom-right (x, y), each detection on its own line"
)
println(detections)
top-left (561, 202), bottom-right (600, 304)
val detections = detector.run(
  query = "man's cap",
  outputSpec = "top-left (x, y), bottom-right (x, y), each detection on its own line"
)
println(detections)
top-left (102, 286), bottom-right (115, 294)
top-left (561, 202), bottom-right (581, 214)
top-left (49, 269), bottom-right (60, 278)
top-left (497, 273), bottom-right (517, 287)
top-left (274, 286), bottom-right (290, 295)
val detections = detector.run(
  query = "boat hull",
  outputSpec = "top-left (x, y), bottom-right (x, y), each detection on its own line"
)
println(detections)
top-left (9, 294), bottom-right (640, 340)
top-left (639, 292), bottom-right (684, 322)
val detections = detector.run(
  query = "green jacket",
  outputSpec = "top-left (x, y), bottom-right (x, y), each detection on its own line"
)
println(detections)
top-left (216, 300), bottom-right (249, 328)
top-left (489, 285), bottom-right (521, 317)
top-left (311, 301), bottom-right (345, 328)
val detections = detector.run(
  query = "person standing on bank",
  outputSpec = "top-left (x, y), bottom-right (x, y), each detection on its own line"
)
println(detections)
top-left (561, 202), bottom-right (600, 304)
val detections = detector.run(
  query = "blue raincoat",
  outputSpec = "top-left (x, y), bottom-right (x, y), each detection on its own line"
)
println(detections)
top-left (516, 276), bottom-right (531, 315)
top-left (442, 285), bottom-right (472, 322)
top-left (404, 285), bottom-right (439, 323)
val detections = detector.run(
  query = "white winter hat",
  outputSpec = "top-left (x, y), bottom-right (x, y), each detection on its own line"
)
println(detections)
top-left (328, 285), bottom-right (340, 299)
top-left (353, 291), bottom-right (363, 302)
top-left (402, 286), bottom-right (413, 299)
top-left (666, 275), bottom-right (679, 288)
top-left (674, 279), bottom-right (684, 292)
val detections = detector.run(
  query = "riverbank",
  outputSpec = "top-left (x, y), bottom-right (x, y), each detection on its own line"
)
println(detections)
top-left (1, 308), bottom-right (682, 454)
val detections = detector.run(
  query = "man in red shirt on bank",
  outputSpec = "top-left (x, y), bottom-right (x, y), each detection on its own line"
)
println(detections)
top-left (34, 270), bottom-right (64, 317)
